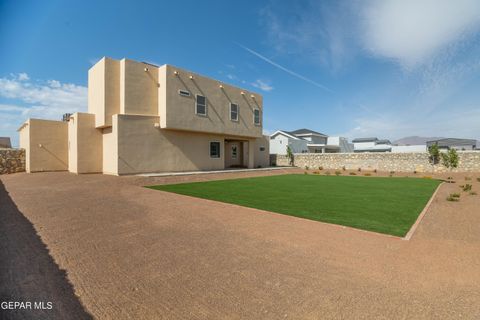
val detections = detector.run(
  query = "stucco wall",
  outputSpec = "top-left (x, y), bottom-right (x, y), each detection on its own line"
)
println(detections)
top-left (254, 135), bottom-right (270, 168)
top-left (271, 152), bottom-right (480, 173)
top-left (160, 65), bottom-right (263, 138)
top-left (88, 57), bottom-right (120, 128)
top-left (115, 114), bottom-right (227, 175)
top-left (19, 119), bottom-right (68, 172)
top-left (0, 149), bottom-right (25, 174)
top-left (68, 113), bottom-right (103, 174)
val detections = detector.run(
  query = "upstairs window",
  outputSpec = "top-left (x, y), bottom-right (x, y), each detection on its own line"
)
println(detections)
top-left (253, 108), bottom-right (260, 125)
top-left (196, 95), bottom-right (207, 116)
top-left (230, 103), bottom-right (239, 121)
top-left (210, 142), bottom-right (220, 158)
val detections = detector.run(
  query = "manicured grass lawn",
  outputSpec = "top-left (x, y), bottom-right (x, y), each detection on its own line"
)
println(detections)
top-left (147, 174), bottom-right (441, 237)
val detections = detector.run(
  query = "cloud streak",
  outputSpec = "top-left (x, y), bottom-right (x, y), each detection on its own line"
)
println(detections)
top-left (236, 43), bottom-right (333, 93)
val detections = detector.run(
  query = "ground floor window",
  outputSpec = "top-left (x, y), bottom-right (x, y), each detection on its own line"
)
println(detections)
top-left (232, 145), bottom-right (237, 159)
top-left (210, 142), bottom-right (220, 158)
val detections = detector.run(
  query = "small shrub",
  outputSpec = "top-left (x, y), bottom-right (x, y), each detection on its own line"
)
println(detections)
top-left (318, 166), bottom-right (323, 170)
top-left (476, 177), bottom-right (480, 182)
top-left (389, 174), bottom-right (393, 177)
top-left (374, 169), bottom-right (377, 173)
top-left (335, 170), bottom-right (341, 176)
top-left (470, 191), bottom-right (477, 195)
top-left (460, 184), bottom-right (472, 192)
top-left (304, 171), bottom-right (308, 175)
top-left (413, 170), bottom-right (417, 174)
top-left (305, 166), bottom-right (309, 171)
top-left (325, 171), bottom-right (331, 175)
top-left (451, 193), bottom-right (461, 198)
top-left (446, 194), bottom-right (460, 202)
top-left (389, 171), bottom-right (395, 175)
top-left (312, 171), bottom-right (320, 175)
top-left (465, 176), bottom-right (472, 181)
top-left (447, 176), bottom-right (453, 180)
top-left (364, 173), bottom-right (371, 176)
top-left (358, 168), bottom-right (362, 172)
top-left (342, 166), bottom-right (346, 171)
top-left (349, 172), bottom-right (356, 175)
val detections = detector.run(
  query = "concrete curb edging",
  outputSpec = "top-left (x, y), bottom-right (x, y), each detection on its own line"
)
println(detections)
top-left (402, 182), bottom-right (444, 241)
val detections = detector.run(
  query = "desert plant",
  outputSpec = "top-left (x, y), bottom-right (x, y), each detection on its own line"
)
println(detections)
top-left (349, 172), bottom-right (356, 175)
top-left (413, 170), bottom-right (417, 174)
top-left (318, 166), bottom-right (323, 170)
top-left (325, 171), bottom-right (331, 175)
top-left (476, 177), bottom-right (480, 182)
top-left (465, 176), bottom-right (472, 181)
top-left (357, 168), bottom-right (362, 172)
top-left (374, 169), bottom-right (377, 173)
top-left (451, 193), bottom-right (461, 198)
top-left (304, 171), bottom-right (308, 175)
top-left (460, 184), bottom-right (472, 192)
top-left (364, 173), bottom-right (371, 176)
top-left (446, 194), bottom-right (460, 202)
top-left (305, 165), bottom-right (309, 171)
top-left (312, 171), bottom-right (320, 175)
top-left (441, 149), bottom-right (459, 171)
top-left (335, 170), bottom-right (341, 176)
top-left (428, 143), bottom-right (440, 165)
top-left (470, 191), bottom-right (477, 195)
top-left (342, 166), bottom-right (346, 171)
top-left (389, 171), bottom-right (395, 175)
top-left (286, 145), bottom-right (294, 166)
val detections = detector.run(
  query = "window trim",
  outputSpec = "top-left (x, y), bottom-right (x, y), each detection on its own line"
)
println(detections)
top-left (230, 103), bottom-right (239, 122)
top-left (209, 141), bottom-right (221, 159)
top-left (195, 94), bottom-right (207, 116)
top-left (253, 108), bottom-right (261, 125)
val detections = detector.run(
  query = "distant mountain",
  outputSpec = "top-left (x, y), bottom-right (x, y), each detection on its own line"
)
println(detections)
top-left (392, 136), bottom-right (444, 146)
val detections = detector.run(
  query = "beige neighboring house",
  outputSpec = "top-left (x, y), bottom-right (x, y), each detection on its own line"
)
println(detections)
top-left (0, 137), bottom-right (12, 148)
top-left (18, 57), bottom-right (269, 175)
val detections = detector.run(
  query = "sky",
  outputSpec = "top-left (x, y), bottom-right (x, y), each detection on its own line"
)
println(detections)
top-left (1, 0), bottom-right (480, 147)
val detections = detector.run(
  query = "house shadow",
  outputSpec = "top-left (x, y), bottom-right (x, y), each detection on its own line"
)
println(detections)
top-left (0, 180), bottom-right (94, 320)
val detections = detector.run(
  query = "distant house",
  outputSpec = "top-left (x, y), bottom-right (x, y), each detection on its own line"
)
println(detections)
top-left (352, 137), bottom-right (392, 152)
top-left (270, 128), bottom-right (352, 154)
top-left (391, 145), bottom-right (426, 153)
top-left (0, 137), bottom-right (12, 148)
top-left (426, 138), bottom-right (477, 151)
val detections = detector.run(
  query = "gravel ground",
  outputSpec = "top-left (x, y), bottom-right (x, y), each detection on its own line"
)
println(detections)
top-left (1, 169), bottom-right (479, 319)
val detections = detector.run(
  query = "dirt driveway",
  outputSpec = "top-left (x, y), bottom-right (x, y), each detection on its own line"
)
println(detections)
top-left (1, 170), bottom-right (480, 319)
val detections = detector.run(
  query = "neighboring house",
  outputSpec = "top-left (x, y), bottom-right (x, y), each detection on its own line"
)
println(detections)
top-left (18, 57), bottom-right (269, 174)
top-left (391, 145), bottom-right (427, 153)
top-left (426, 138), bottom-right (477, 151)
top-left (270, 128), bottom-right (352, 154)
top-left (0, 137), bottom-right (12, 148)
top-left (352, 137), bottom-right (392, 152)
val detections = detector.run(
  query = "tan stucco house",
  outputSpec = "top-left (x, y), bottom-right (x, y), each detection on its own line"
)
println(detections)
top-left (18, 57), bottom-right (269, 175)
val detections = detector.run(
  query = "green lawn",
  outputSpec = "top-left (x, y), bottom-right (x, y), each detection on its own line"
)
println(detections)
top-left (147, 174), bottom-right (441, 237)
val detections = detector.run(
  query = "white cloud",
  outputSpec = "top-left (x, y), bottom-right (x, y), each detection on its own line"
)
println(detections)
top-left (0, 74), bottom-right (87, 146)
top-left (251, 79), bottom-right (274, 92)
top-left (361, 0), bottom-right (480, 68)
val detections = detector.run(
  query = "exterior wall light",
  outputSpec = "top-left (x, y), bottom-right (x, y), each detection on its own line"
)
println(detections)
top-left (240, 91), bottom-right (245, 95)
top-left (38, 144), bottom-right (43, 148)
top-left (174, 71), bottom-right (178, 75)
top-left (144, 67), bottom-right (149, 72)
top-left (189, 75), bottom-right (194, 79)
top-left (250, 94), bottom-right (255, 98)
top-left (154, 123), bottom-right (160, 128)
top-left (219, 85), bottom-right (223, 88)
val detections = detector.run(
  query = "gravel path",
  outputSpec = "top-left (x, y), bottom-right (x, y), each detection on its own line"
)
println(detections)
top-left (1, 170), bottom-right (479, 319)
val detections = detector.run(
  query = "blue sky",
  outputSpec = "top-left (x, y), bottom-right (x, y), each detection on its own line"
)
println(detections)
top-left (2, 0), bottom-right (480, 146)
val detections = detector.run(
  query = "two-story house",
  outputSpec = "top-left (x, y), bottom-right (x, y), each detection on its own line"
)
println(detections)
top-left (352, 137), bottom-right (392, 152)
top-left (18, 57), bottom-right (270, 175)
top-left (270, 128), bottom-right (353, 154)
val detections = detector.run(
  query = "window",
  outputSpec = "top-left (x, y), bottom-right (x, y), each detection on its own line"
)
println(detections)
top-left (259, 146), bottom-right (265, 152)
top-left (253, 108), bottom-right (260, 125)
top-left (196, 95), bottom-right (207, 116)
top-left (230, 103), bottom-right (239, 121)
top-left (210, 142), bottom-right (220, 158)
top-left (179, 90), bottom-right (190, 97)
top-left (231, 145), bottom-right (237, 159)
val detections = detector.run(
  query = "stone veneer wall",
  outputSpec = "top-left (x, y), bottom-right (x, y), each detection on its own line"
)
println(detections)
top-left (0, 149), bottom-right (26, 174)
top-left (270, 151), bottom-right (480, 173)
